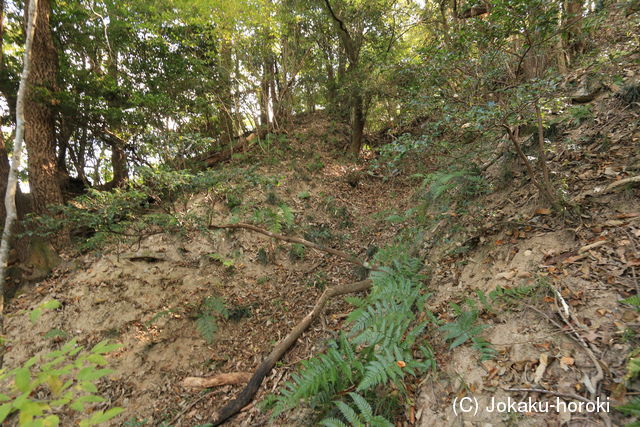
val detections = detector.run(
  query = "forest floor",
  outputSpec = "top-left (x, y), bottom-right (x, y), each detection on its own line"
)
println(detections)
top-left (3, 13), bottom-right (640, 427)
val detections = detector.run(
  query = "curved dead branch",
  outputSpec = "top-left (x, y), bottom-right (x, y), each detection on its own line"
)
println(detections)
top-left (209, 222), bottom-right (378, 271)
top-left (207, 278), bottom-right (373, 426)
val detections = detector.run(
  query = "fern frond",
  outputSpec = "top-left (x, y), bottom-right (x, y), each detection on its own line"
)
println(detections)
top-left (195, 314), bottom-right (217, 344)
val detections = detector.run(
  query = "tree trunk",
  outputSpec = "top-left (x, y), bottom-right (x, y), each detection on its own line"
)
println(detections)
top-left (218, 39), bottom-right (235, 144)
top-left (259, 58), bottom-right (270, 127)
top-left (24, 0), bottom-right (63, 215)
top-left (110, 141), bottom-right (128, 187)
top-left (440, 0), bottom-right (452, 47)
top-left (564, 0), bottom-right (584, 59)
top-left (323, 0), bottom-right (365, 155)
top-left (349, 89), bottom-right (364, 155)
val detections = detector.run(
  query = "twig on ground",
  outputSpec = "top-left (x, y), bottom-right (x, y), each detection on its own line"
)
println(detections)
top-left (205, 278), bottom-right (373, 426)
top-left (209, 222), bottom-right (378, 271)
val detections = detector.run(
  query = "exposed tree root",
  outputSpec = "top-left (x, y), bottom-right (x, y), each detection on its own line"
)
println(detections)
top-left (181, 372), bottom-right (252, 389)
top-left (206, 278), bottom-right (373, 426)
top-left (209, 222), bottom-right (377, 270)
top-left (573, 175), bottom-right (640, 201)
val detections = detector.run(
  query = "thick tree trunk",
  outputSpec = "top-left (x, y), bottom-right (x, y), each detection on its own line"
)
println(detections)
top-left (24, 0), bottom-right (63, 215)
top-left (110, 142), bottom-right (128, 187)
top-left (564, 0), bottom-right (584, 59)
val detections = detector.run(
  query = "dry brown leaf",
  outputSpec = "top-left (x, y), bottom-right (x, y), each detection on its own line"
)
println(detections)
top-left (560, 356), bottom-right (575, 371)
top-left (533, 353), bottom-right (549, 384)
top-left (562, 254), bottom-right (587, 264)
top-left (496, 271), bottom-right (516, 280)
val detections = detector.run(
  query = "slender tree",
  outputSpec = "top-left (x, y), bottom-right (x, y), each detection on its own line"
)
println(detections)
top-left (0, 0), bottom-right (38, 367)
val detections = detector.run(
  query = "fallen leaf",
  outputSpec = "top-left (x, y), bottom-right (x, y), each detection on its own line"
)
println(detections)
top-left (496, 271), bottom-right (516, 280)
top-left (534, 208), bottom-right (552, 216)
top-left (613, 213), bottom-right (639, 219)
top-left (563, 254), bottom-right (587, 264)
top-left (560, 356), bottom-right (575, 371)
top-left (534, 353), bottom-right (549, 384)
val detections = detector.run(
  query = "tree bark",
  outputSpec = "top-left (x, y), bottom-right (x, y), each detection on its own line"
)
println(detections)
top-left (349, 88), bottom-right (365, 155)
top-left (218, 38), bottom-right (235, 144)
top-left (24, 0), bottom-right (63, 215)
top-left (564, 0), bottom-right (584, 59)
top-left (323, 0), bottom-right (366, 155)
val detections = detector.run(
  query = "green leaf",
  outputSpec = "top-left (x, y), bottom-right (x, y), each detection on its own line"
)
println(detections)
top-left (79, 381), bottom-right (99, 393)
top-left (41, 300), bottom-right (61, 310)
top-left (348, 392), bottom-right (373, 422)
top-left (90, 341), bottom-right (121, 354)
top-left (42, 415), bottom-right (60, 426)
top-left (0, 403), bottom-right (13, 423)
top-left (18, 401), bottom-right (45, 425)
top-left (196, 314), bottom-right (218, 344)
top-left (82, 407), bottom-right (125, 425)
top-left (44, 329), bottom-right (68, 340)
top-left (86, 354), bottom-right (108, 366)
top-left (71, 394), bottom-right (106, 411)
top-left (15, 368), bottom-right (31, 393)
top-left (29, 309), bottom-right (43, 325)
top-left (78, 367), bottom-right (113, 382)
top-left (334, 401), bottom-right (361, 425)
top-left (319, 418), bottom-right (349, 427)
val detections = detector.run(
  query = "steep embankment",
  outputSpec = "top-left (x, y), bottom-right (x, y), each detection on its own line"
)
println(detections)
top-left (411, 17), bottom-right (640, 426)
top-left (3, 114), bottom-right (417, 426)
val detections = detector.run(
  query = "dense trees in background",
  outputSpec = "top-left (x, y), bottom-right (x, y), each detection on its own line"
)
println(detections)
top-left (0, 0), bottom-right (610, 219)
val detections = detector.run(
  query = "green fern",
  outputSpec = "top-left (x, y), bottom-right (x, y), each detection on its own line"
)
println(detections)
top-left (272, 249), bottom-right (435, 423)
top-left (253, 204), bottom-right (295, 233)
top-left (272, 335), bottom-right (360, 417)
top-left (319, 393), bottom-right (394, 427)
top-left (440, 310), bottom-right (485, 348)
top-left (196, 314), bottom-right (218, 344)
top-left (621, 295), bottom-right (640, 312)
top-left (195, 296), bottom-right (229, 344)
top-left (616, 397), bottom-right (640, 417)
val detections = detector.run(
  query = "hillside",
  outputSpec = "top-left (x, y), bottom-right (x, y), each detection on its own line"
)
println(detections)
top-left (0, 1), bottom-right (639, 427)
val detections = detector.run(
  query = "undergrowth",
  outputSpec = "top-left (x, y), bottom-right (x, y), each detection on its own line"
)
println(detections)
top-left (268, 245), bottom-right (435, 425)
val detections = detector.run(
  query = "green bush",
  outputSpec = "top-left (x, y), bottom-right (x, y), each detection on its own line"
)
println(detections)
top-left (0, 301), bottom-right (122, 426)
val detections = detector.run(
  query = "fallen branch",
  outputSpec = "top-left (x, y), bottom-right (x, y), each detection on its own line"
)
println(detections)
top-left (182, 372), bottom-right (252, 389)
top-left (209, 222), bottom-right (377, 270)
top-left (602, 175), bottom-right (640, 192)
top-left (573, 175), bottom-right (640, 202)
top-left (206, 278), bottom-right (373, 426)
